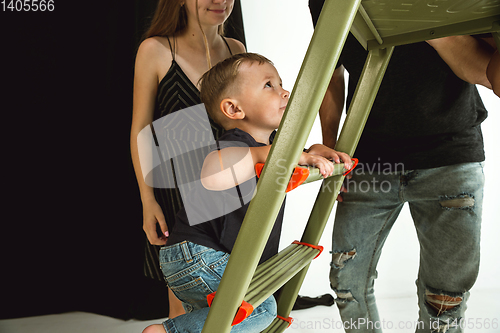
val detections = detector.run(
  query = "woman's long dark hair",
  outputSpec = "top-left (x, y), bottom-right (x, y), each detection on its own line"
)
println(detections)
top-left (142, 0), bottom-right (226, 68)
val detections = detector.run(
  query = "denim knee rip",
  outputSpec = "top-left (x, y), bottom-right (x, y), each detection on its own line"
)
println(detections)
top-left (331, 249), bottom-right (357, 269)
top-left (439, 193), bottom-right (475, 211)
top-left (330, 249), bottom-right (358, 303)
top-left (333, 290), bottom-right (357, 303)
top-left (424, 285), bottom-right (465, 333)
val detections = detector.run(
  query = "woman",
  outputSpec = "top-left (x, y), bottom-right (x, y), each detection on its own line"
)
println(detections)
top-left (130, 0), bottom-right (245, 319)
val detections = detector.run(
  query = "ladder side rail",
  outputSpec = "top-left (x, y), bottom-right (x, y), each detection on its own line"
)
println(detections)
top-left (201, 0), bottom-right (362, 332)
top-left (268, 7), bottom-right (500, 331)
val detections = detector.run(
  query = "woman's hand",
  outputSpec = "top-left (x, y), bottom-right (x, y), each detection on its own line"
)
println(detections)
top-left (142, 199), bottom-right (169, 245)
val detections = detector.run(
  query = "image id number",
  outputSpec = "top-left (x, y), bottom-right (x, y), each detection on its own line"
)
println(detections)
top-left (2, 0), bottom-right (55, 11)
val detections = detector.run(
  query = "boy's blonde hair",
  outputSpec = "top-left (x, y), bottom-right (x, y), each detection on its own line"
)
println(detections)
top-left (199, 52), bottom-right (273, 127)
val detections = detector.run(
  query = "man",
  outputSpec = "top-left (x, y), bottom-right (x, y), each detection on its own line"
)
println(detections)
top-left (308, 1), bottom-right (496, 331)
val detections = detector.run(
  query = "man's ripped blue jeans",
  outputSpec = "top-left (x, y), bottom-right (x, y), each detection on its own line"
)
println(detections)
top-left (329, 162), bottom-right (484, 332)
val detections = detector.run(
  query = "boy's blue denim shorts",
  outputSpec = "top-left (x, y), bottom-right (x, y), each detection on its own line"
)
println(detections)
top-left (159, 241), bottom-right (277, 333)
top-left (160, 241), bottom-right (230, 313)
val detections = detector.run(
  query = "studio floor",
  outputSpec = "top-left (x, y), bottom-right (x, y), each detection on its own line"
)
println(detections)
top-left (2, 202), bottom-right (499, 333)
top-left (1, 287), bottom-right (498, 333)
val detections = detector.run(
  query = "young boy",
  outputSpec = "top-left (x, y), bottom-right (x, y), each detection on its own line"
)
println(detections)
top-left (143, 53), bottom-right (351, 333)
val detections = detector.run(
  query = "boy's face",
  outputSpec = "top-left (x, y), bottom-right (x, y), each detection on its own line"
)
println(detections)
top-left (235, 61), bottom-right (290, 132)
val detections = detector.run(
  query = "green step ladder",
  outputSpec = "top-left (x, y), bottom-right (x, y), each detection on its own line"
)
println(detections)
top-left (202, 1), bottom-right (500, 332)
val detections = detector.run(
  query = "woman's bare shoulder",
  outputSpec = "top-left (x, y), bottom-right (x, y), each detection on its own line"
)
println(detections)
top-left (137, 36), bottom-right (173, 63)
top-left (224, 37), bottom-right (246, 54)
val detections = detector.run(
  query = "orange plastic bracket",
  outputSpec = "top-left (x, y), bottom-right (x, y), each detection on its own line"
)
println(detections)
top-left (207, 292), bottom-right (254, 326)
top-left (292, 240), bottom-right (324, 259)
top-left (277, 315), bottom-right (294, 328)
top-left (207, 291), bottom-right (216, 306)
top-left (255, 163), bottom-right (309, 192)
top-left (343, 158), bottom-right (359, 176)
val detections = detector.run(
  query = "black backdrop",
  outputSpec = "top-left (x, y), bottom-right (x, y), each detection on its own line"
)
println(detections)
top-left (1, 0), bottom-right (245, 320)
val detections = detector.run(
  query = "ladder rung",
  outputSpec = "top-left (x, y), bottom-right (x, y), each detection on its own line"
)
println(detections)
top-left (246, 248), bottom-right (314, 304)
top-left (256, 158), bottom-right (358, 190)
top-left (252, 244), bottom-right (301, 281)
top-left (244, 242), bottom-right (322, 307)
top-left (247, 246), bottom-right (315, 300)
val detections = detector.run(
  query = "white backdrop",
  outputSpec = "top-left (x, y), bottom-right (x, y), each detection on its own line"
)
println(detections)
top-left (240, 0), bottom-right (500, 330)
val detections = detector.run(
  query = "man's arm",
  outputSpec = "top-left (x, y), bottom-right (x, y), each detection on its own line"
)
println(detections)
top-left (426, 35), bottom-right (494, 88)
top-left (319, 66), bottom-right (346, 149)
top-left (487, 49), bottom-right (500, 97)
top-left (482, 35), bottom-right (500, 97)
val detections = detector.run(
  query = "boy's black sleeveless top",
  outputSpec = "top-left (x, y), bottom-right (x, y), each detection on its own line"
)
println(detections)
top-left (167, 128), bottom-right (285, 265)
top-left (144, 36), bottom-right (231, 280)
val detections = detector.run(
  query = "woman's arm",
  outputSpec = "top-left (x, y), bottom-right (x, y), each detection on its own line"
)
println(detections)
top-left (130, 38), bottom-right (171, 245)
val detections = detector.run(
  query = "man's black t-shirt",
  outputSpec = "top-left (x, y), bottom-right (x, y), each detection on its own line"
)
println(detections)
top-left (309, 0), bottom-right (487, 170)
top-left (167, 128), bottom-right (285, 264)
